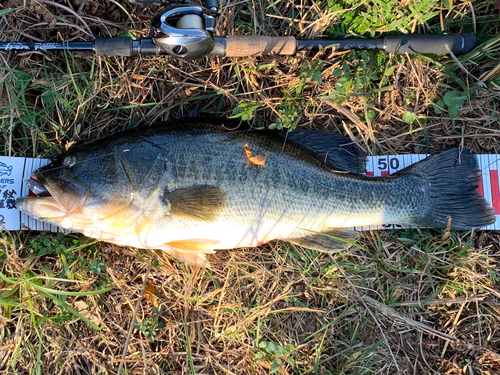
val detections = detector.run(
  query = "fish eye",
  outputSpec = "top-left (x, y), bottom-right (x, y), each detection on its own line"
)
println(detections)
top-left (62, 156), bottom-right (77, 168)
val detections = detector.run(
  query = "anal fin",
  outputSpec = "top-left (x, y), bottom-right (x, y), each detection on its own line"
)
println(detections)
top-left (162, 239), bottom-right (221, 267)
top-left (287, 229), bottom-right (359, 253)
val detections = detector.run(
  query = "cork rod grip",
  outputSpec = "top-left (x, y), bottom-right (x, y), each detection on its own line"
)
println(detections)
top-left (225, 36), bottom-right (297, 57)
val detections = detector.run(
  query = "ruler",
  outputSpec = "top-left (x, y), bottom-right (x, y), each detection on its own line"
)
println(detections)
top-left (0, 157), bottom-right (59, 232)
top-left (1, 154), bottom-right (499, 232)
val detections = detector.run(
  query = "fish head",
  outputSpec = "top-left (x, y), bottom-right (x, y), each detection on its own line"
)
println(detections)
top-left (16, 146), bottom-right (162, 241)
top-left (17, 146), bottom-right (126, 221)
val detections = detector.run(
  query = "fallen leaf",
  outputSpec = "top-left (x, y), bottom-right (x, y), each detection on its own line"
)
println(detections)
top-left (244, 144), bottom-right (268, 167)
top-left (144, 282), bottom-right (159, 308)
top-left (131, 74), bottom-right (146, 81)
top-left (74, 300), bottom-right (103, 326)
top-left (64, 141), bottom-right (76, 151)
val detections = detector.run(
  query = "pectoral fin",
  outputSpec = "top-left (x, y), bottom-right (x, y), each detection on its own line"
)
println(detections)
top-left (164, 186), bottom-right (227, 222)
top-left (163, 239), bottom-right (221, 267)
top-left (288, 229), bottom-right (359, 253)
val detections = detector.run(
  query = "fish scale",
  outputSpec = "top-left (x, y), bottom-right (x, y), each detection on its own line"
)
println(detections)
top-left (166, 133), bottom-right (378, 232)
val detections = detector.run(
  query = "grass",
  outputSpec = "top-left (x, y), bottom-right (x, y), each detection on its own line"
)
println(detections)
top-left (0, 0), bottom-right (499, 373)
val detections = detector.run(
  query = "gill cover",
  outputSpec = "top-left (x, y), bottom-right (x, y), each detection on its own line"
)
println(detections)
top-left (36, 174), bottom-right (87, 213)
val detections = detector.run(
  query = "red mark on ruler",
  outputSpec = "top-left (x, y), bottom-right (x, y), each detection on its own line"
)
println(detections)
top-left (490, 170), bottom-right (500, 215)
top-left (365, 171), bottom-right (388, 176)
top-left (478, 178), bottom-right (484, 197)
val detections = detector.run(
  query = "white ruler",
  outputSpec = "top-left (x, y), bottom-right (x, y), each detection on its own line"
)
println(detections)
top-left (1, 154), bottom-right (500, 232)
top-left (0, 157), bottom-right (59, 231)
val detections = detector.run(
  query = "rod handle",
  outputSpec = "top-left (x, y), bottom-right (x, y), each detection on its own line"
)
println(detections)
top-left (94, 37), bottom-right (161, 56)
top-left (95, 37), bottom-right (132, 56)
top-left (385, 33), bottom-right (476, 55)
top-left (224, 36), bottom-right (296, 57)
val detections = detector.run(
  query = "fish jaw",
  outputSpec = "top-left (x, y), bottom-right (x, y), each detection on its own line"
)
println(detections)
top-left (17, 193), bottom-right (143, 243)
top-left (17, 172), bottom-right (90, 228)
top-left (16, 194), bottom-right (100, 234)
top-left (17, 195), bottom-right (75, 221)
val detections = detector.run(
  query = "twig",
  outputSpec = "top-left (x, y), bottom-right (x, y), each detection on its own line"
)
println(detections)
top-left (339, 289), bottom-right (458, 342)
top-left (437, 133), bottom-right (500, 139)
top-left (445, 44), bottom-right (486, 88)
top-left (441, 300), bottom-right (466, 358)
top-left (36, 0), bottom-right (93, 37)
top-left (109, 0), bottom-right (136, 29)
top-left (394, 293), bottom-right (488, 307)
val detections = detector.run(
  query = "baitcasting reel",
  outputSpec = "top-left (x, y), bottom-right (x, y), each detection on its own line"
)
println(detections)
top-left (150, 3), bottom-right (217, 59)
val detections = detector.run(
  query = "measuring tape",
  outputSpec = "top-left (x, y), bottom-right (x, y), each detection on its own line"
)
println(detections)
top-left (1, 155), bottom-right (499, 232)
top-left (0, 157), bottom-right (58, 231)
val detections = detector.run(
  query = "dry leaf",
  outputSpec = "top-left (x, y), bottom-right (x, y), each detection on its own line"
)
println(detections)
top-left (64, 141), bottom-right (76, 151)
top-left (244, 144), bottom-right (268, 167)
top-left (74, 300), bottom-right (103, 326)
top-left (144, 282), bottom-right (159, 308)
top-left (131, 74), bottom-right (146, 81)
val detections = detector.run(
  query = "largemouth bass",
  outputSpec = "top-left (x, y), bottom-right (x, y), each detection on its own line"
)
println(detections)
top-left (17, 121), bottom-right (495, 266)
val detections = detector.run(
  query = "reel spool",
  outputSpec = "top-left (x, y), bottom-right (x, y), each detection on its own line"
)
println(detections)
top-left (150, 4), bottom-right (216, 59)
top-left (176, 14), bottom-right (205, 30)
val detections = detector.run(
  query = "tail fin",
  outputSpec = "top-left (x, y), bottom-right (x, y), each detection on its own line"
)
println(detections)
top-left (400, 148), bottom-right (495, 229)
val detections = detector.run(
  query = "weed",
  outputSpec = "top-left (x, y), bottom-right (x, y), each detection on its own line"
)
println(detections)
top-left (326, 0), bottom-right (440, 37)
top-left (27, 233), bottom-right (75, 258)
top-left (298, 60), bottom-right (324, 95)
top-left (230, 102), bottom-right (262, 121)
top-left (401, 111), bottom-right (416, 123)
top-left (433, 90), bottom-right (467, 119)
top-left (134, 306), bottom-right (165, 343)
top-left (87, 259), bottom-right (106, 274)
top-left (253, 340), bottom-right (294, 373)
top-left (269, 104), bottom-right (300, 131)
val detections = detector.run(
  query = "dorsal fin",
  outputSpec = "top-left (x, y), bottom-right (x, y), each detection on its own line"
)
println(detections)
top-left (283, 130), bottom-right (366, 174)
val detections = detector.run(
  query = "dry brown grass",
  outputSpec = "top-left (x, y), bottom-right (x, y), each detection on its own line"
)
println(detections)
top-left (0, 0), bottom-right (499, 374)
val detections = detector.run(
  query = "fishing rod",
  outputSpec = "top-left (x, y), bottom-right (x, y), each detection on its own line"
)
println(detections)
top-left (0, 1), bottom-right (476, 59)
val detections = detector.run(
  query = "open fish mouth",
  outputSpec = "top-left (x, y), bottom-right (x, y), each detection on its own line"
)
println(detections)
top-left (26, 175), bottom-right (50, 197)
top-left (17, 172), bottom-right (88, 220)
